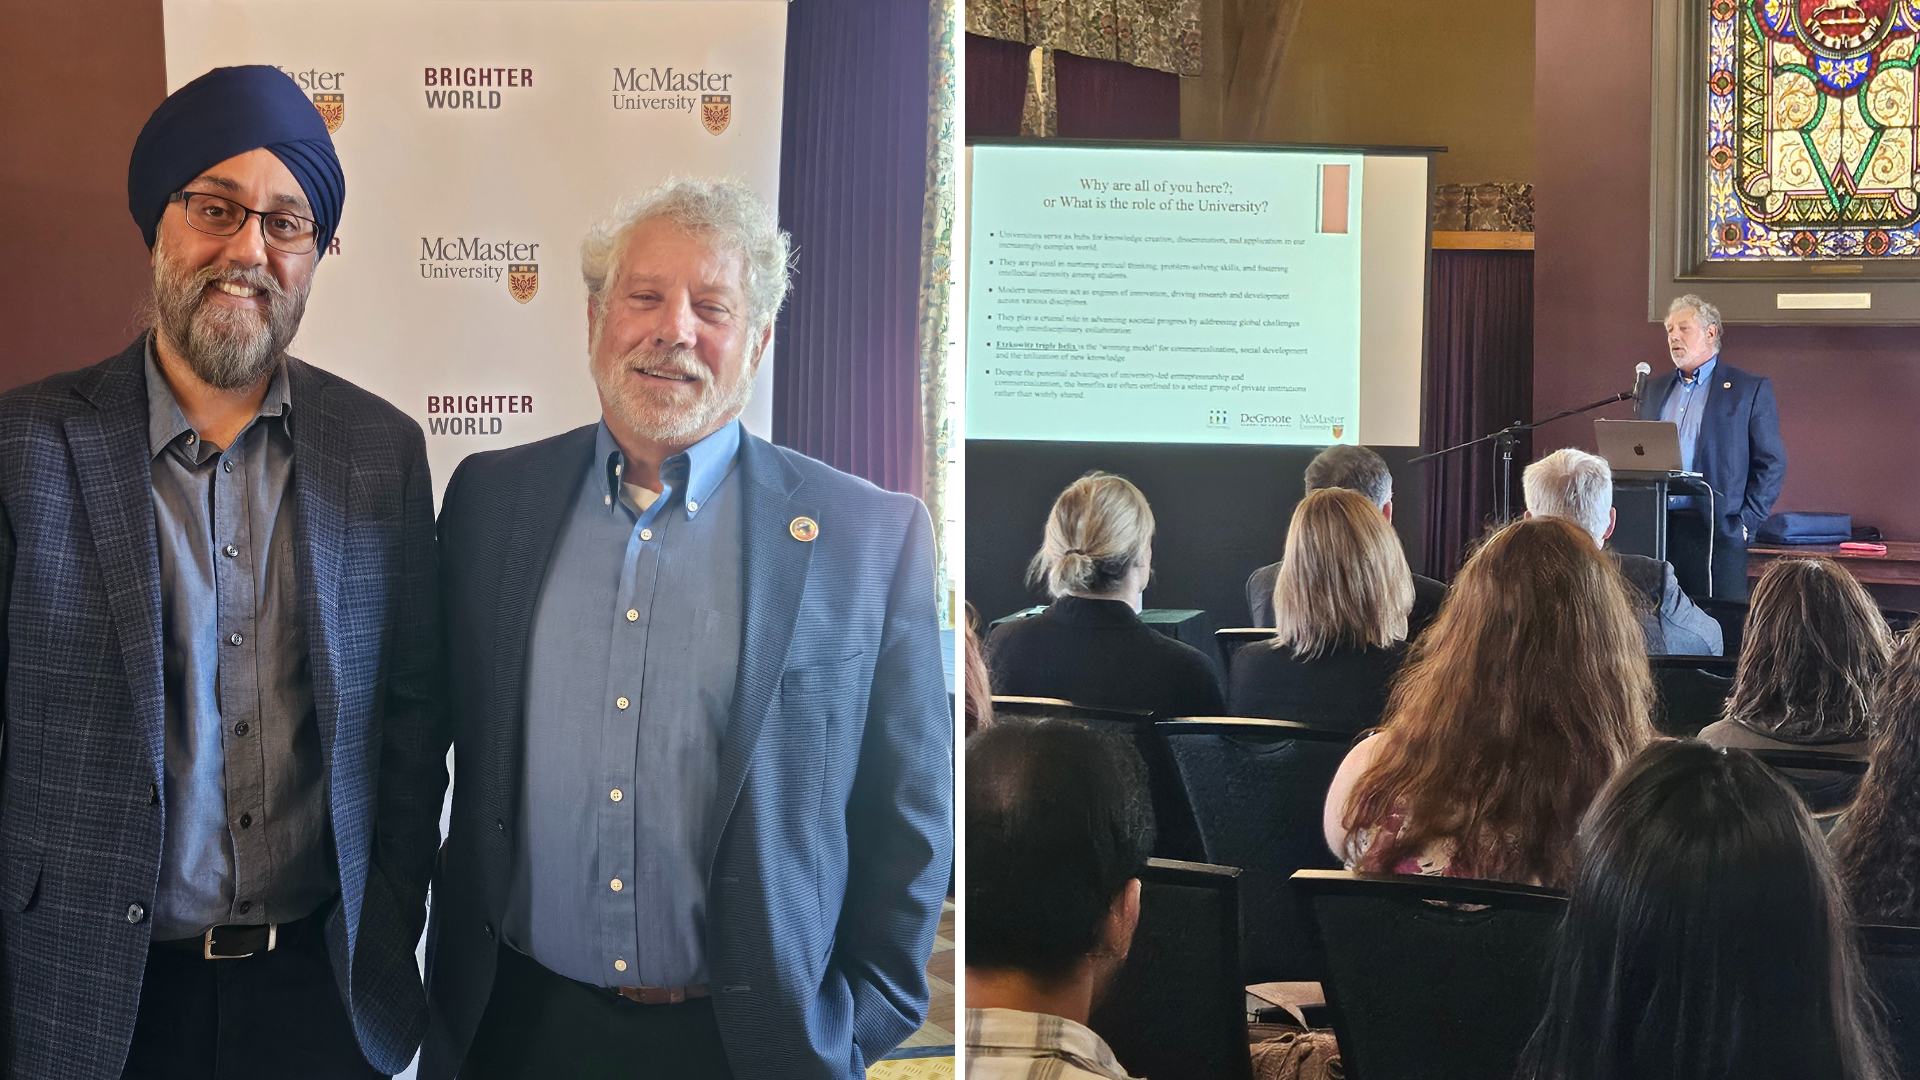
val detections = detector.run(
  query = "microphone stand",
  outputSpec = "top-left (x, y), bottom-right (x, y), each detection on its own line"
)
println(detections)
top-left (1411, 388), bottom-right (1637, 524)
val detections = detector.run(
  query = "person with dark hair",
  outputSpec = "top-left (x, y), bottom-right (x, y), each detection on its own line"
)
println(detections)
top-left (987, 472), bottom-right (1223, 718)
top-left (1523, 740), bottom-right (1892, 1080)
top-left (1836, 629), bottom-right (1920, 923)
top-left (966, 719), bottom-right (1156, 1080)
top-left (1323, 516), bottom-right (1655, 886)
top-left (1245, 445), bottom-right (1448, 634)
top-left (1699, 556), bottom-right (1889, 760)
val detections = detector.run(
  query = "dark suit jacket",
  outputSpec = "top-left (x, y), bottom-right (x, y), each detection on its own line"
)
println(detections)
top-left (1612, 551), bottom-right (1724, 655)
top-left (0, 338), bottom-right (447, 1077)
top-left (1635, 360), bottom-right (1787, 543)
top-left (1227, 640), bottom-right (1408, 734)
top-left (422, 424), bottom-right (950, 1079)
top-left (1245, 561), bottom-right (1449, 638)
top-left (984, 596), bottom-right (1225, 718)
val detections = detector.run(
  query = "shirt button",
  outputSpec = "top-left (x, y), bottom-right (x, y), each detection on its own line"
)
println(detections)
top-left (184, 433), bottom-right (196, 445)
top-left (484, 922), bottom-right (495, 938)
top-left (640, 528), bottom-right (653, 541)
top-left (126, 902), bottom-right (145, 924)
top-left (687, 500), bottom-right (698, 512)
top-left (223, 544), bottom-right (239, 558)
top-left (496, 819), bottom-right (506, 831)
top-left (610, 878), bottom-right (624, 892)
top-left (610, 789), bottom-right (623, 802)
top-left (604, 494), bottom-right (612, 506)
top-left (222, 461), bottom-right (233, 473)
top-left (238, 900), bottom-right (251, 915)
top-left (234, 721), bottom-right (249, 737)
top-left (227, 633), bottom-right (243, 646)
top-left (239, 812), bottom-right (252, 828)
top-left (626, 609), bottom-right (639, 622)
top-left (615, 696), bottom-right (630, 710)
top-left (614, 959), bottom-right (628, 972)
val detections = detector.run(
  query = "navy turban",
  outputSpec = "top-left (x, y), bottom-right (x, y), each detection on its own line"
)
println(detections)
top-left (128, 65), bottom-right (344, 257)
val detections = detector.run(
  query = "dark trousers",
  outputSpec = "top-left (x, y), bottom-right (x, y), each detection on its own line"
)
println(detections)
top-left (122, 906), bottom-right (380, 1080)
top-left (1667, 510), bottom-right (1751, 601)
top-left (461, 944), bottom-right (734, 1079)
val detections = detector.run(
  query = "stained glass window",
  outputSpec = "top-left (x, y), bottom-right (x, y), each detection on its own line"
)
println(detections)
top-left (1708, 0), bottom-right (1920, 258)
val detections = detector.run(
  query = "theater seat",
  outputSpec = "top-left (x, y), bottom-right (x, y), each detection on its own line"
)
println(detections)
top-left (1649, 655), bottom-right (1736, 737)
top-left (1745, 747), bottom-right (1867, 816)
top-left (1215, 628), bottom-right (1278, 677)
top-left (1861, 923), bottom-right (1920, 1078)
top-left (988, 696), bottom-right (1204, 862)
top-left (1294, 869), bottom-right (1567, 1080)
top-left (1090, 859), bottom-right (1252, 1080)
top-left (1158, 718), bottom-right (1353, 984)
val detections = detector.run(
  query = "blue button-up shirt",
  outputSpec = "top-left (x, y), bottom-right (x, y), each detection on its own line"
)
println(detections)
top-left (1662, 355), bottom-right (1716, 509)
top-left (145, 346), bottom-right (333, 940)
top-left (505, 419), bottom-right (744, 988)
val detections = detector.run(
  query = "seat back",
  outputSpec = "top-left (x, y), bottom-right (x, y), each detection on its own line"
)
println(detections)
top-left (1158, 718), bottom-right (1352, 983)
top-left (1745, 747), bottom-right (1867, 814)
top-left (1649, 655), bottom-right (1736, 737)
top-left (1215, 628), bottom-right (1278, 677)
top-left (1696, 597), bottom-right (1748, 658)
top-left (1295, 869), bottom-right (1567, 1080)
top-left (1862, 923), bottom-right (1920, 1079)
top-left (1883, 608), bottom-right (1920, 634)
top-left (1090, 860), bottom-right (1251, 1080)
top-left (989, 697), bottom-right (1204, 861)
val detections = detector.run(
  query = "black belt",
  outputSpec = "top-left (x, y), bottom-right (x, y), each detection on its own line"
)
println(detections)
top-left (152, 902), bottom-right (329, 959)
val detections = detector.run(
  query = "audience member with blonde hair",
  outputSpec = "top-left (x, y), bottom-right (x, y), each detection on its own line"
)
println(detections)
top-left (1229, 488), bottom-right (1414, 732)
top-left (1322, 516), bottom-right (1656, 886)
top-left (1522, 448), bottom-right (1722, 655)
top-left (985, 471), bottom-right (1223, 719)
top-left (1699, 556), bottom-right (1889, 760)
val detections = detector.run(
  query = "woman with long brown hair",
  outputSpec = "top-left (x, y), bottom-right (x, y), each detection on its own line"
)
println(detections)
top-left (1229, 488), bottom-right (1415, 733)
top-left (1321, 516), bottom-right (1656, 886)
top-left (1835, 628), bottom-right (1920, 922)
top-left (1699, 556), bottom-right (1889, 758)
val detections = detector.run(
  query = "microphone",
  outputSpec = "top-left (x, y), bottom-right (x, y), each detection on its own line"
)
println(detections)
top-left (1632, 362), bottom-right (1651, 402)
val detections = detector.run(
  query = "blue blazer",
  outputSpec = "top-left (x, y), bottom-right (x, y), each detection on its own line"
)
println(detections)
top-left (0, 338), bottom-right (448, 1077)
top-left (1635, 360), bottom-right (1787, 540)
top-left (422, 424), bottom-right (951, 1079)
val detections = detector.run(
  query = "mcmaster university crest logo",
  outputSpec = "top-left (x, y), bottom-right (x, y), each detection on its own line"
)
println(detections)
top-left (507, 264), bottom-right (539, 304)
top-left (702, 94), bottom-right (730, 135)
top-left (312, 92), bottom-right (344, 133)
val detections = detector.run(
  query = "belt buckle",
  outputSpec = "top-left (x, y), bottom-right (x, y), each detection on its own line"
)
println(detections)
top-left (202, 923), bottom-right (277, 960)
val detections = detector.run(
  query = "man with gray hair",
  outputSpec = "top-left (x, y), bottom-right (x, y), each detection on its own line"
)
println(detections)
top-left (1634, 294), bottom-right (1786, 599)
top-left (1245, 444), bottom-right (1449, 633)
top-left (423, 178), bottom-right (951, 1078)
top-left (1523, 448), bottom-right (1723, 655)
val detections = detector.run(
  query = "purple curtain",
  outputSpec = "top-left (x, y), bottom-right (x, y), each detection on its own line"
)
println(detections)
top-left (1420, 250), bottom-right (1535, 580)
top-left (967, 33), bottom-right (1028, 136)
top-left (774, 0), bottom-right (931, 496)
top-left (1053, 50), bottom-right (1180, 138)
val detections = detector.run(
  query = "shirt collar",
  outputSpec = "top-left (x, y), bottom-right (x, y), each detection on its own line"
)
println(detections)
top-left (593, 418), bottom-right (741, 518)
top-left (142, 334), bottom-right (293, 460)
top-left (1680, 355), bottom-right (1717, 387)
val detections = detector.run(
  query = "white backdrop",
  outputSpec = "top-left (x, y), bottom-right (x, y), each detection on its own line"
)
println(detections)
top-left (163, 0), bottom-right (789, 503)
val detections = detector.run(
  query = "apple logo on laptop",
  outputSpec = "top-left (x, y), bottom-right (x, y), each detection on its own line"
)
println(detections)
top-left (1634, 444), bottom-right (1645, 455)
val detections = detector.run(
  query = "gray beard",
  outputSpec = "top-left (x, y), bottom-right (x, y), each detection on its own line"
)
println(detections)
top-left (596, 341), bottom-right (757, 445)
top-left (150, 244), bottom-right (309, 390)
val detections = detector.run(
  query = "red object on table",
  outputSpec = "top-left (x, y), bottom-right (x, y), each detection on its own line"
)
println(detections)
top-left (1840, 542), bottom-right (1889, 555)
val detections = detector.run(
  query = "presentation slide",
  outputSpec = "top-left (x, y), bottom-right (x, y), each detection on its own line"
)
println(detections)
top-left (966, 142), bottom-right (1428, 446)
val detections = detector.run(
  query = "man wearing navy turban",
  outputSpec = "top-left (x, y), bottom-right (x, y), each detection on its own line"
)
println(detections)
top-left (0, 66), bottom-right (447, 1079)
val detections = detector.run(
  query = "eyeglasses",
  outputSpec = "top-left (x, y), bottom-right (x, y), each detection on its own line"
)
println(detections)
top-left (169, 191), bottom-right (319, 255)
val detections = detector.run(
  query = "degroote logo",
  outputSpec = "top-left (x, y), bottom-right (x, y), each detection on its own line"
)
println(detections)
top-left (507, 264), bottom-right (539, 304)
top-left (702, 94), bottom-right (730, 135)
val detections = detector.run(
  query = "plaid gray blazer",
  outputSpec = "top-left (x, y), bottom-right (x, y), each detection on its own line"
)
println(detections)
top-left (0, 338), bottom-right (449, 1077)
top-left (420, 424), bottom-right (952, 1079)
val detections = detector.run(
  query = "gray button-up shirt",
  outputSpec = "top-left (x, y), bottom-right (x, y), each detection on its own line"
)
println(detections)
top-left (145, 345), bottom-right (333, 940)
top-left (505, 419), bottom-right (744, 988)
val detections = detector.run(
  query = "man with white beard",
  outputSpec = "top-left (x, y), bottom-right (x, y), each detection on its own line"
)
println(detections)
top-left (422, 178), bottom-right (951, 1079)
top-left (0, 66), bottom-right (446, 1078)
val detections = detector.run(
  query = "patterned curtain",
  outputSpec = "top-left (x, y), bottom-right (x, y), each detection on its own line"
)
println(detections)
top-left (920, 0), bottom-right (959, 610)
top-left (966, 0), bottom-right (1200, 135)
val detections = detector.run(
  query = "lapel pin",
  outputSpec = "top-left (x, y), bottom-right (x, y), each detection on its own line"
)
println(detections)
top-left (1723, 381), bottom-right (1732, 389)
top-left (790, 516), bottom-right (818, 542)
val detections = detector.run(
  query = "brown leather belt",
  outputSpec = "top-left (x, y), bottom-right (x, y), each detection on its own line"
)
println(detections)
top-left (613, 984), bottom-right (709, 1005)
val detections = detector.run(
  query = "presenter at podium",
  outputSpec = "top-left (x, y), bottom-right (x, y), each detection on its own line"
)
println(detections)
top-left (1635, 295), bottom-right (1786, 600)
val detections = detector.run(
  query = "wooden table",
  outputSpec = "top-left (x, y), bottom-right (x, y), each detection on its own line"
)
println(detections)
top-left (1747, 541), bottom-right (1920, 586)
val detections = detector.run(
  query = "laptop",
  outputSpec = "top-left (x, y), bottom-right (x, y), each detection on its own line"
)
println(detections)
top-left (1594, 419), bottom-right (1688, 474)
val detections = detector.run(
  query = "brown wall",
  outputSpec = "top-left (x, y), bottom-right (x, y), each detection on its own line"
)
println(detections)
top-left (1534, 0), bottom-right (1920, 543)
top-left (0, 0), bottom-right (167, 392)
top-left (1184, 0), bottom-right (1534, 186)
